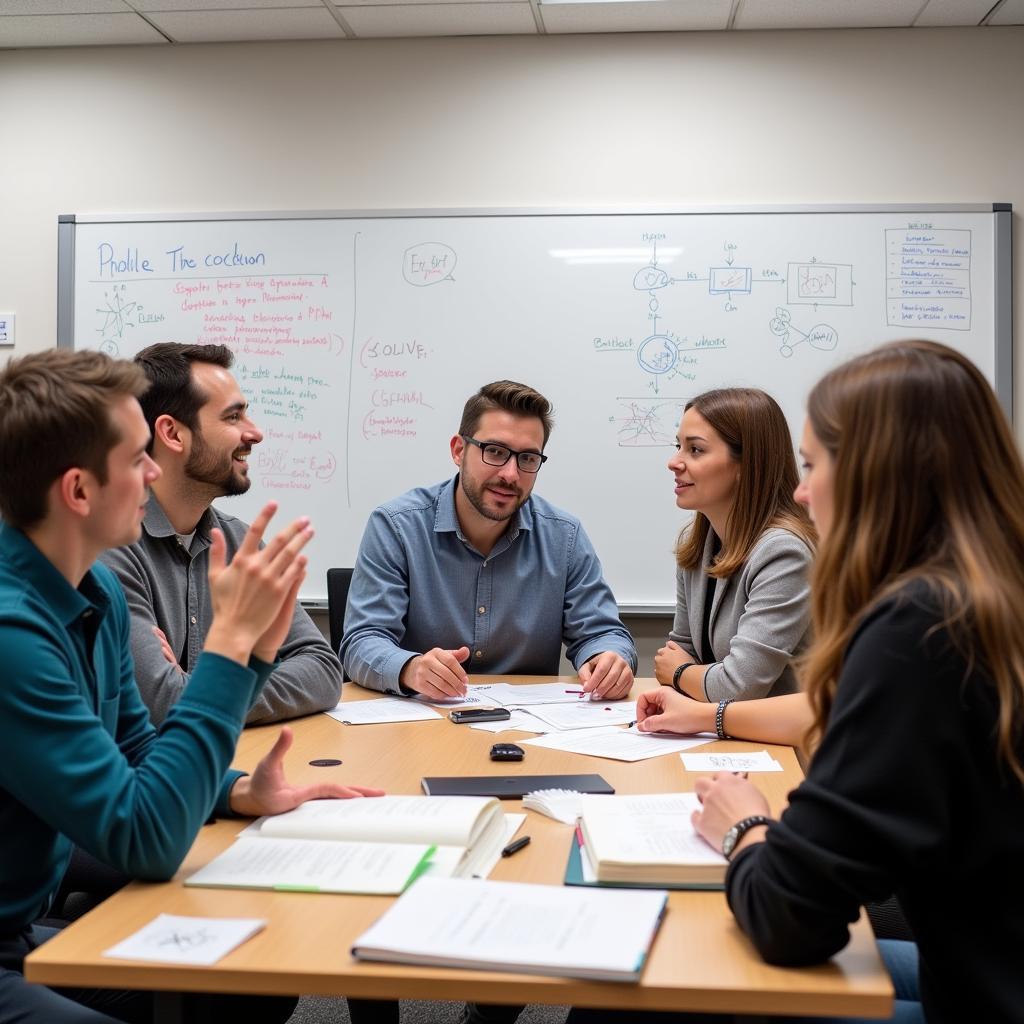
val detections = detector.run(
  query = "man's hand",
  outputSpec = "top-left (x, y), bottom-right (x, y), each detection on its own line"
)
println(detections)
top-left (152, 626), bottom-right (182, 672)
top-left (205, 502), bottom-right (312, 665)
top-left (251, 573), bottom-right (303, 665)
top-left (578, 651), bottom-right (634, 700)
top-left (229, 726), bottom-right (385, 818)
top-left (400, 647), bottom-right (470, 700)
top-left (654, 639), bottom-right (695, 686)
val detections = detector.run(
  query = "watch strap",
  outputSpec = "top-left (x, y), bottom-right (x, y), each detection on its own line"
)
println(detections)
top-left (723, 814), bottom-right (771, 860)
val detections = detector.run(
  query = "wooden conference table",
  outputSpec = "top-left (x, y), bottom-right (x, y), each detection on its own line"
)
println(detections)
top-left (26, 678), bottom-right (893, 1019)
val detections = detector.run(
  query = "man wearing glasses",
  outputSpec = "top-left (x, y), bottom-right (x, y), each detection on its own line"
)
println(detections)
top-left (341, 379), bottom-right (636, 701)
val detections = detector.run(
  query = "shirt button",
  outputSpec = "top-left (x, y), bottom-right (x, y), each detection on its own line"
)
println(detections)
top-left (190, 616), bottom-right (197, 624)
top-left (478, 606), bottom-right (486, 614)
top-left (475, 650), bottom-right (483, 659)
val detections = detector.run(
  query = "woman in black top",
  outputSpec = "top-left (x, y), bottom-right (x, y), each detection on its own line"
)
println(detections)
top-left (576, 340), bottom-right (1024, 1024)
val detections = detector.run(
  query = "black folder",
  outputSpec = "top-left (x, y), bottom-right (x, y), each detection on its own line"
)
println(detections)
top-left (420, 773), bottom-right (614, 799)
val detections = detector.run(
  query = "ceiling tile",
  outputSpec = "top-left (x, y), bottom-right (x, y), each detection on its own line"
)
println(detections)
top-left (541, 0), bottom-right (732, 34)
top-left (736, 0), bottom-right (923, 30)
top-left (0, 12), bottom-right (165, 46)
top-left (130, 0), bottom-right (316, 10)
top-left (339, 2), bottom-right (536, 37)
top-left (988, 0), bottom-right (1024, 25)
top-left (0, 0), bottom-right (129, 12)
top-left (146, 7), bottom-right (346, 41)
top-left (915, 0), bottom-right (995, 25)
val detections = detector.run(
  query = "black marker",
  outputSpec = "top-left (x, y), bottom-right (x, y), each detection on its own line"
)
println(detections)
top-left (501, 835), bottom-right (531, 857)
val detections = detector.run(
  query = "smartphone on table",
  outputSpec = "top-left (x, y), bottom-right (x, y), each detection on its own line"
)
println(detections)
top-left (449, 708), bottom-right (512, 724)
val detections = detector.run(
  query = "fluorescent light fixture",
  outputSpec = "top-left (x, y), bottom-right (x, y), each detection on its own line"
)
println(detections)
top-left (540, 0), bottom-right (655, 5)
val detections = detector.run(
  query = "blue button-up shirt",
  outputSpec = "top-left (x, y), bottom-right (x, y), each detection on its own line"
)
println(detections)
top-left (341, 476), bottom-right (637, 694)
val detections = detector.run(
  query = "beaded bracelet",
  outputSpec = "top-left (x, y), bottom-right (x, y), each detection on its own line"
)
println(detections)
top-left (671, 663), bottom-right (687, 694)
top-left (716, 698), bottom-right (734, 740)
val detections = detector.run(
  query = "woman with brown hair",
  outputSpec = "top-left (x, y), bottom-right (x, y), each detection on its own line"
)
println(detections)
top-left (576, 343), bottom-right (1024, 1022)
top-left (654, 388), bottom-right (815, 714)
top-left (690, 339), bottom-right (1024, 1022)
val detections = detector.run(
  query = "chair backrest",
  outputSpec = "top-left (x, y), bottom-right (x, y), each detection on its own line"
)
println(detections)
top-left (326, 567), bottom-right (354, 657)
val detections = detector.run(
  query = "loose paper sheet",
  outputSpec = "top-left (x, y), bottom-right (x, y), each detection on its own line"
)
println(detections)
top-left (480, 682), bottom-right (607, 706)
top-left (103, 914), bottom-right (265, 966)
top-left (680, 751), bottom-right (783, 773)
top-left (521, 701), bottom-right (636, 731)
top-left (325, 698), bottom-right (442, 725)
top-left (522, 726), bottom-right (713, 762)
top-left (468, 709), bottom-right (553, 734)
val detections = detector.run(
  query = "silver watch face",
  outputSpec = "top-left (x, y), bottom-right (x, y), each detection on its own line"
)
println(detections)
top-left (722, 825), bottom-right (740, 859)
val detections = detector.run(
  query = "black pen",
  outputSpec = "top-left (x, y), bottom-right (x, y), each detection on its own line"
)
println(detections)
top-left (501, 835), bottom-right (531, 857)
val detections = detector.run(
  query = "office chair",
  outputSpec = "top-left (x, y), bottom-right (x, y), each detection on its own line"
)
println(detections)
top-left (326, 567), bottom-right (354, 658)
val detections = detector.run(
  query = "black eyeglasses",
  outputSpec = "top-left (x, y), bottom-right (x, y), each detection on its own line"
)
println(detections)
top-left (461, 435), bottom-right (548, 473)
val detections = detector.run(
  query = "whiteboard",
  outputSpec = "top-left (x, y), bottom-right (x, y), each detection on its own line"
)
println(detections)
top-left (58, 206), bottom-right (1012, 610)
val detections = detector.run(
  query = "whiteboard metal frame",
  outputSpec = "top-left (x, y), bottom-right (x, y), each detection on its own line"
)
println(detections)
top-left (56, 204), bottom-right (1014, 615)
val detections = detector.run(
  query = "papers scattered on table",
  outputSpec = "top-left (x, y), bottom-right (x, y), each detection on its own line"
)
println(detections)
top-left (326, 698), bottom-right (442, 725)
top-left (522, 788), bottom-right (584, 824)
top-left (413, 684), bottom-right (497, 709)
top-left (522, 725), bottom-right (713, 762)
top-left (680, 750), bottom-right (783, 773)
top-left (351, 876), bottom-right (668, 982)
top-left (103, 914), bottom-right (265, 966)
top-left (468, 709), bottom-right (553, 734)
top-left (478, 682), bottom-right (601, 706)
top-left (520, 700), bottom-right (636, 731)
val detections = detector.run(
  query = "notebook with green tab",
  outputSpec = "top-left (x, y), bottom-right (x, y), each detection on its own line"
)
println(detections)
top-left (185, 795), bottom-right (505, 896)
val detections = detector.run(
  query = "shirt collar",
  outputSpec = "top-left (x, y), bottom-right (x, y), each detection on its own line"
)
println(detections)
top-left (0, 521), bottom-right (110, 627)
top-left (142, 492), bottom-right (217, 543)
top-left (434, 474), bottom-right (534, 538)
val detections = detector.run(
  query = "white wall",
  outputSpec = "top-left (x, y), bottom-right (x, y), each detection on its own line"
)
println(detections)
top-left (2, 26), bottom-right (1021, 673)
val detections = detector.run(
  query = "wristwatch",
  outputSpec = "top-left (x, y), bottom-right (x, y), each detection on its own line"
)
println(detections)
top-left (721, 815), bottom-right (771, 860)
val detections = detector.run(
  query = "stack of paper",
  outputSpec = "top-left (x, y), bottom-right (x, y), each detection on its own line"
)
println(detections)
top-left (522, 789), bottom-right (584, 824)
top-left (352, 876), bottom-right (668, 982)
top-left (575, 793), bottom-right (727, 888)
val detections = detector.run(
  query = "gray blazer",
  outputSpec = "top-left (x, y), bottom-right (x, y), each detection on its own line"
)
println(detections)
top-left (670, 526), bottom-right (812, 701)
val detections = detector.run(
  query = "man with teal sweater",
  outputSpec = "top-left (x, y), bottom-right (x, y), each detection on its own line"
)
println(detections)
top-left (0, 349), bottom-right (379, 1023)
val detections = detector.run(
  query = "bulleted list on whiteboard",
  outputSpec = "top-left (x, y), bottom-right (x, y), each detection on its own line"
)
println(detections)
top-left (885, 228), bottom-right (971, 331)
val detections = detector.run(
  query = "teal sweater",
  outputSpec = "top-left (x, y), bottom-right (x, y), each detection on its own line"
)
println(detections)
top-left (0, 523), bottom-right (271, 935)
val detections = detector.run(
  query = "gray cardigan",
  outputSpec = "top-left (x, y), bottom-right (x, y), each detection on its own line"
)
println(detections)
top-left (670, 526), bottom-right (812, 701)
top-left (101, 494), bottom-right (342, 726)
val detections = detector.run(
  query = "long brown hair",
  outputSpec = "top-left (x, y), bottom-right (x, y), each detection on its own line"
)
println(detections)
top-left (675, 388), bottom-right (814, 578)
top-left (802, 340), bottom-right (1024, 784)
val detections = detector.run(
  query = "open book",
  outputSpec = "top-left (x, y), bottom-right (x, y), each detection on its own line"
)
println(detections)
top-left (574, 793), bottom-right (727, 888)
top-left (352, 876), bottom-right (668, 983)
top-left (186, 796), bottom-right (507, 896)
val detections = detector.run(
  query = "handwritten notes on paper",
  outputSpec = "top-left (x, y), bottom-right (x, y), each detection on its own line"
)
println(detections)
top-left (103, 914), bottom-right (265, 966)
top-left (680, 750), bottom-right (782, 773)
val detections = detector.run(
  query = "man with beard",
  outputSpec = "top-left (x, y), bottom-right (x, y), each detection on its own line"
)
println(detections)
top-left (342, 380), bottom-right (636, 701)
top-left (102, 343), bottom-right (341, 726)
